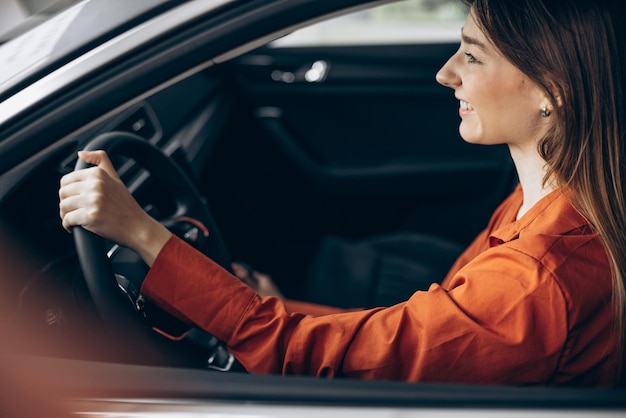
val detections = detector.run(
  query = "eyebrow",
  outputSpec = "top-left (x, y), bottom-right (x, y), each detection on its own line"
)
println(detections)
top-left (461, 28), bottom-right (487, 51)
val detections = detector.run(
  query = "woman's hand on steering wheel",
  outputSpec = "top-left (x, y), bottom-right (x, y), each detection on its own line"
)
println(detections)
top-left (59, 150), bottom-right (172, 266)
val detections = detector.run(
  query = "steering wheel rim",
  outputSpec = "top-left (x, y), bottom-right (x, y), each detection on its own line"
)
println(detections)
top-left (73, 131), bottom-right (232, 363)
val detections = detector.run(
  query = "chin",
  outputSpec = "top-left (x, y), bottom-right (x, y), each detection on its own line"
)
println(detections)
top-left (458, 130), bottom-right (483, 145)
top-left (459, 124), bottom-right (495, 146)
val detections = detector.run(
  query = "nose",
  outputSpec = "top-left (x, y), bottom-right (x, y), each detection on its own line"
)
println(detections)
top-left (435, 53), bottom-right (460, 89)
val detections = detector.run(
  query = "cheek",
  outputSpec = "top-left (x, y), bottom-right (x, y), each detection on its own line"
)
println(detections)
top-left (466, 78), bottom-right (502, 108)
top-left (463, 76), bottom-right (498, 114)
top-left (468, 74), bottom-right (535, 121)
top-left (460, 77), bottom-right (524, 143)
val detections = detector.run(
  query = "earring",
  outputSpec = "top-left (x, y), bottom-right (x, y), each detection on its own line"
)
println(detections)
top-left (541, 107), bottom-right (551, 118)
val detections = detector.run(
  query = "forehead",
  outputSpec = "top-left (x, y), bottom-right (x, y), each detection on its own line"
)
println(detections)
top-left (461, 10), bottom-right (488, 45)
top-left (461, 10), bottom-right (505, 58)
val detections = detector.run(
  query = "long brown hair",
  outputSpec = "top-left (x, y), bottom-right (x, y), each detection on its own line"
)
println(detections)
top-left (464, 0), bottom-right (626, 384)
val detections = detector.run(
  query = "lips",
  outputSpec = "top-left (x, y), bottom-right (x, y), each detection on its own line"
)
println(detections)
top-left (458, 99), bottom-right (475, 118)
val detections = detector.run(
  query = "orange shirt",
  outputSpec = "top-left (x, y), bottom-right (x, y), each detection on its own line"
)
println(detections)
top-left (142, 186), bottom-right (617, 386)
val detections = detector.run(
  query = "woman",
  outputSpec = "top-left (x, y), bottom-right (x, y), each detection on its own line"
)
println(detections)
top-left (59, 0), bottom-right (625, 386)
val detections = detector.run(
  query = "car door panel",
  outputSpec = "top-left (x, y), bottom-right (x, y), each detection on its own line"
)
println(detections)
top-left (228, 43), bottom-right (514, 196)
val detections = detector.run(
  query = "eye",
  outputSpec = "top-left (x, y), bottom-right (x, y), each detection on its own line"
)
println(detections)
top-left (464, 52), bottom-right (480, 64)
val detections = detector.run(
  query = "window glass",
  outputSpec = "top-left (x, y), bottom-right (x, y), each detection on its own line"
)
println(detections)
top-left (271, 0), bottom-right (467, 48)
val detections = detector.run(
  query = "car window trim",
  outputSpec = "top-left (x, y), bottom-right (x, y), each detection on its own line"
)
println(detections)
top-left (0, 0), bottom-right (235, 127)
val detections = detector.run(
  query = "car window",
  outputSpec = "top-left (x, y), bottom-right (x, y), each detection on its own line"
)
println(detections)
top-left (0, 0), bottom-right (82, 44)
top-left (271, 0), bottom-right (467, 48)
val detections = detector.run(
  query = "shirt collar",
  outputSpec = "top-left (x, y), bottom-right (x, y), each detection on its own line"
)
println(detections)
top-left (489, 187), bottom-right (589, 247)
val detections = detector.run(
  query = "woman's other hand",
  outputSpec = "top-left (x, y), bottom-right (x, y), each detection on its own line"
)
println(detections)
top-left (231, 262), bottom-right (284, 298)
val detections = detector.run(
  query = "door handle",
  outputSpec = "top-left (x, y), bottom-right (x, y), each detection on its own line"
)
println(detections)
top-left (271, 60), bottom-right (329, 83)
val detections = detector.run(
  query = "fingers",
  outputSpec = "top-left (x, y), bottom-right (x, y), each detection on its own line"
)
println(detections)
top-left (77, 150), bottom-right (120, 180)
top-left (59, 178), bottom-right (106, 233)
top-left (59, 150), bottom-right (113, 218)
top-left (59, 168), bottom-right (106, 216)
top-left (232, 262), bottom-right (259, 287)
top-left (231, 262), bottom-right (284, 298)
top-left (58, 151), bottom-right (115, 232)
top-left (60, 150), bottom-right (117, 189)
top-left (59, 168), bottom-right (101, 198)
top-left (59, 196), bottom-right (90, 232)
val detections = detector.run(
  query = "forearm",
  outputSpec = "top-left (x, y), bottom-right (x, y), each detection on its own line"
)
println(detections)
top-left (130, 216), bottom-right (173, 267)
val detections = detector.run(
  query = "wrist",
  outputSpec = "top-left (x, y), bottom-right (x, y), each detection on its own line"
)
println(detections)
top-left (133, 218), bottom-right (173, 267)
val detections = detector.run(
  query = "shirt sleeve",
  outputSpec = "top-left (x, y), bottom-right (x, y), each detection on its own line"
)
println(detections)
top-left (141, 235), bottom-right (568, 384)
top-left (282, 299), bottom-right (355, 316)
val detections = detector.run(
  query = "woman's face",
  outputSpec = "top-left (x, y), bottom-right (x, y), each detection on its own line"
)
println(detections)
top-left (436, 10), bottom-right (549, 151)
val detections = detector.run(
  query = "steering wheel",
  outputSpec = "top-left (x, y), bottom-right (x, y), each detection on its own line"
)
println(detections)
top-left (73, 131), bottom-right (237, 369)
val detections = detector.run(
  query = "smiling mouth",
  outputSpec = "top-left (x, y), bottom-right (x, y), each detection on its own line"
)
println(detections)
top-left (460, 100), bottom-right (474, 111)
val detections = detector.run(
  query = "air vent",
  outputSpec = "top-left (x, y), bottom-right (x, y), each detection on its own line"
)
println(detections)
top-left (113, 104), bottom-right (158, 141)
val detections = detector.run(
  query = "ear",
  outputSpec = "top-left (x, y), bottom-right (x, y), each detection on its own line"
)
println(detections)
top-left (545, 79), bottom-right (563, 108)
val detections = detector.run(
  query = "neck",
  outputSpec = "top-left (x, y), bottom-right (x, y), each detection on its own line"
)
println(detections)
top-left (509, 145), bottom-right (556, 220)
